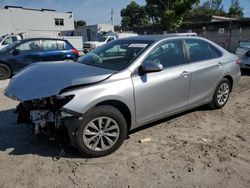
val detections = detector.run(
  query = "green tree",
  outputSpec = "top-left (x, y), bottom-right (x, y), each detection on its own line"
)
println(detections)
top-left (74, 20), bottom-right (86, 28)
top-left (145, 0), bottom-right (199, 31)
top-left (120, 1), bottom-right (149, 29)
top-left (228, 0), bottom-right (244, 17)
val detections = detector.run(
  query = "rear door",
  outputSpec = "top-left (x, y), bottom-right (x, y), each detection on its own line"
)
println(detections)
top-left (132, 39), bottom-right (191, 124)
top-left (40, 40), bottom-right (63, 61)
top-left (184, 39), bottom-right (223, 106)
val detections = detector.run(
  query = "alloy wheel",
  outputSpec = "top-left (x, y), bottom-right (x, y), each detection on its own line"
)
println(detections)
top-left (82, 116), bottom-right (120, 151)
top-left (217, 83), bottom-right (230, 106)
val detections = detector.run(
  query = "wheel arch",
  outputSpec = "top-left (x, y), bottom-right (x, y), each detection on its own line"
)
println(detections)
top-left (223, 75), bottom-right (233, 92)
top-left (95, 100), bottom-right (132, 132)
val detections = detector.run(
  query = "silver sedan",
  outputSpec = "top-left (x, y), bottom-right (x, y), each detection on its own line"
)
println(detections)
top-left (5, 35), bottom-right (241, 157)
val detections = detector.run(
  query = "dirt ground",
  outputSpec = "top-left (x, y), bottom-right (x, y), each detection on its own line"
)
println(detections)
top-left (0, 70), bottom-right (250, 188)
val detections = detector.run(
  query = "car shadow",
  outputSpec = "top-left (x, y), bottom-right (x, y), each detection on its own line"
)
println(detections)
top-left (0, 109), bottom-right (83, 159)
top-left (241, 69), bottom-right (250, 76)
top-left (129, 105), bottom-right (209, 135)
top-left (0, 105), bottom-right (210, 159)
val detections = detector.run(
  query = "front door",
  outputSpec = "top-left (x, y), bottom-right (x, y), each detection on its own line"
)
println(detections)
top-left (132, 39), bottom-right (191, 124)
top-left (10, 40), bottom-right (43, 72)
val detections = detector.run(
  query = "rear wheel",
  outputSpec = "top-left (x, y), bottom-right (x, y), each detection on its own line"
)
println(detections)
top-left (0, 63), bottom-right (11, 80)
top-left (76, 105), bottom-right (127, 157)
top-left (209, 78), bottom-right (231, 109)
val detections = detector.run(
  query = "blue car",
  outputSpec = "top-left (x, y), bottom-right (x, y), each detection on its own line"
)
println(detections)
top-left (0, 38), bottom-right (79, 80)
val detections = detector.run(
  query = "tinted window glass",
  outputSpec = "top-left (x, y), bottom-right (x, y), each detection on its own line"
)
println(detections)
top-left (42, 40), bottom-right (58, 51)
top-left (185, 39), bottom-right (211, 63)
top-left (16, 40), bottom-right (41, 52)
top-left (145, 40), bottom-right (184, 68)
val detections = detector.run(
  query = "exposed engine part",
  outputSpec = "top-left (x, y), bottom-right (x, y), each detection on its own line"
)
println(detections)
top-left (30, 110), bottom-right (54, 134)
top-left (17, 95), bottom-right (75, 136)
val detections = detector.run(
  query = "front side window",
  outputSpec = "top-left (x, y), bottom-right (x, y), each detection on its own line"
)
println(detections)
top-left (78, 40), bottom-right (153, 71)
top-left (185, 39), bottom-right (217, 63)
top-left (16, 40), bottom-right (41, 52)
top-left (144, 40), bottom-right (185, 68)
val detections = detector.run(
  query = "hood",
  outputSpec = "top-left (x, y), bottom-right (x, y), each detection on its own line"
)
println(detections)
top-left (5, 61), bottom-right (115, 101)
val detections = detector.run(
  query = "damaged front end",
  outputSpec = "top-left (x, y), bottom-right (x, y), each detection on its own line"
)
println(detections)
top-left (16, 95), bottom-right (82, 145)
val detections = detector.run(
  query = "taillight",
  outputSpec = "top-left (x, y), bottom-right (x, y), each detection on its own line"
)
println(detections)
top-left (71, 48), bottom-right (79, 56)
top-left (236, 59), bottom-right (242, 65)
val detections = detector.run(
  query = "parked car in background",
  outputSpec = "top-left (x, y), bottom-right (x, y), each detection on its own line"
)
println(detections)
top-left (83, 32), bottom-right (138, 53)
top-left (5, 35), bottom-right (240, 157)
top-left (236, 41), bottom-right (250, 69)
top-left (0, 35), bottom-right (22, 50)
top-left (0, 38), bottom-right (79, 80)
top-left (0, 33), bottom-right (83, 52)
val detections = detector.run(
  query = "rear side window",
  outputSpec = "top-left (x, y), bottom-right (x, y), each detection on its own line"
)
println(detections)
top-left (42, 40), bottom-right (58, 51)
top-left (57, 41), bottom-right (65, 50)
top-left (209, 44), bottom-right (222, 58)
top-left (185, 39), bottom-right (222, 63)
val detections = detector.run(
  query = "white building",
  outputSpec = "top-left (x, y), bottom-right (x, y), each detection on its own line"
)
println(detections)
top-left (0, 6), bottom-right (75, 36)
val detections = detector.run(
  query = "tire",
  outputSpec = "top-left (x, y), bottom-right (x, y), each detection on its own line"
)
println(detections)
top-left (209, 78), bottom-right (231, 109)
top-left (0, 63), bottom-right (11, 80)
top-left (76, 105), bottom-right (127, 157)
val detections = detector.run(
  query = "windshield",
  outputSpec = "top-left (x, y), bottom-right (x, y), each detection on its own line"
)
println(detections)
top-left (77, 39), bottom-right (154, 71)
top-left (98, 36), bottom-right (108, 42)
top-left (0, 40), bottom-right (21, 52)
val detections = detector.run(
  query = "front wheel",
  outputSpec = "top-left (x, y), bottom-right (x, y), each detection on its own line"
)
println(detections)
top-left (209, 78), bottom-right (231, 109)
top-left (76, 105), bottom-right (127, 157)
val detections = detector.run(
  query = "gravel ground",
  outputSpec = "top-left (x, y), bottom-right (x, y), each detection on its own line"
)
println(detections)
top-left (0, 70), bottom-right (250, 188)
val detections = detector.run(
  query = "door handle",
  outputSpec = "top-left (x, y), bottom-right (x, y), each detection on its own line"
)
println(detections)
top-left (180, 71), bottom-right (191, 77)
top-left (217, 62), bottom-right (222, 67)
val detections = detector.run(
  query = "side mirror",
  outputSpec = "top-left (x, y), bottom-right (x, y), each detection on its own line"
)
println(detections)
top-left (139, 60), bottom-right (163, 75)
top-left (12, 49), bottom-right (21, 56)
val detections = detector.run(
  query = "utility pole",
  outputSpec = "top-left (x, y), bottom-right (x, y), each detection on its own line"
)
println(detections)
top-left (209, 0), bottom-right (213, 9)
top-left (111, 9), bottom-right (114, 26)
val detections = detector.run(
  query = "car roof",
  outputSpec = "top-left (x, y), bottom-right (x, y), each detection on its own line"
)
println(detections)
top-left (119, 34), bottom-right (198, 42)
top-left (20, 38), bottom-right (68, 42)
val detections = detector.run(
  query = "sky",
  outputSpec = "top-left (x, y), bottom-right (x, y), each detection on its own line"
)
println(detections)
top-left (0, 0), bottom-right (249, 25)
